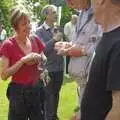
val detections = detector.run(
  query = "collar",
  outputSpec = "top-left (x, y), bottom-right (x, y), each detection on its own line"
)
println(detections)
top-left (43, 22), bottom-right (50, 30)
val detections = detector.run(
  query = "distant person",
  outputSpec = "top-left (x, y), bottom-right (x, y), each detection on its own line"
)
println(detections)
top-left (0, 24), bottom-right (7, 44)
top-left (64, 14), bottom-right (78, 42)
top-left (64, 14), bottom-right (78, 74)
top-left (0, 6), bottom-right (46, 120)
top-left (36, 5), bottom-right (64, 120)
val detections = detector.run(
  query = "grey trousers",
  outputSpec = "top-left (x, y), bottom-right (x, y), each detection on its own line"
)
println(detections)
top-left (44, 71), bottom-right (63, 120)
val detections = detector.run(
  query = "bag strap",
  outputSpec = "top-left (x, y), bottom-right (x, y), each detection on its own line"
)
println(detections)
top-left (76, 13), bottom-right (93, 38)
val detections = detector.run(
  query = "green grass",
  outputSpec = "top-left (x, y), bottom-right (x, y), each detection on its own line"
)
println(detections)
top-left (0, 77), bottom-right (77, 120)
top-left (58, 78), bottom-right (77, 120)
top-left (0, 80), bottom-right (9, 120)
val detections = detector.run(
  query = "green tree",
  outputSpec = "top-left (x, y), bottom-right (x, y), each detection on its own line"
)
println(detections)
top-left (61, 5), bottom-right (78, 27)
top-left (0, 0), bottom-right (14, 36)
top-left (0, 0), bottom-right (77, 36)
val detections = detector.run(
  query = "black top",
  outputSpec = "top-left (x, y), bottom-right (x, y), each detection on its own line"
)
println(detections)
top-left (81, 27), bottom-right (120, 120)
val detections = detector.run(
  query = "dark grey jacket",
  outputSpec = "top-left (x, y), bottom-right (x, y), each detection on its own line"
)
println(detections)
top-left (36, 23), bottom-right (64, 72)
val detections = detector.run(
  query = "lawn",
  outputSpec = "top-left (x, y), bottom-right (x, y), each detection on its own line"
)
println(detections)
top-left (0, 77), bottom-right (77, 120)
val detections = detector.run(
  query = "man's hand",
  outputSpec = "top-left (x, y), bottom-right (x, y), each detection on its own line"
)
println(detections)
top-left (55, 42), bottom-right (73, 55)
top-left (55, 41), bottom-right (72, 51)
top-left (57, 48), bottom-right (68, 55)
top-left (53, 31), bottom-right (63, 42)
top-left (67, 45), bottom-right (86, 57)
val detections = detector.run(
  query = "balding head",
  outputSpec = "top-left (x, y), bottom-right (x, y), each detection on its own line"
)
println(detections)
top-left (71, 14), bottom-right (78, 24)
top-left (41, 5), bottom-right (58, 23)
top-left (41, 5), bottom-right (57, 19)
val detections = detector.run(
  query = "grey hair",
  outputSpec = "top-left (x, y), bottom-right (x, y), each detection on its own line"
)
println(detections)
top-left (41, 5), bottom-right (57, 18)
top-left (71, 14), bottom-right (78, 19)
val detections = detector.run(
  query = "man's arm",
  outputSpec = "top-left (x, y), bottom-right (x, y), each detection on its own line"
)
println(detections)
top-left (105, 91), bottom-right (120, 120)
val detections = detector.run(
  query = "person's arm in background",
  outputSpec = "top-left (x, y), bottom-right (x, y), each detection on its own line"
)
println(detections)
top-left (57, 31), bottom-right (97, 57)
top-left (55, 41), bottom-right (86, 57)
top-left (66, 44), bottom-right (87, 57)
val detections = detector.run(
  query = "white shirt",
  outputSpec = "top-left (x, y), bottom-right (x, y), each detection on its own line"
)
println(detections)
top-left (43, 22), bottom-right (50, 30)
top-left (64, 21), bottom-right (76, 42)
top-left (0, 29), bottom-right (7, 41)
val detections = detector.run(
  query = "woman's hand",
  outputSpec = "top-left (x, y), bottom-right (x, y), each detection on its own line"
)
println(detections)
top-left (21, 52), bottom-right (42, 65)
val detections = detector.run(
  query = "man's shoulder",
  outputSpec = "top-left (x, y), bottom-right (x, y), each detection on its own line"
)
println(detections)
top-left (65, 22), bottom-right (71, 27)
top-left (36, 25), bottom-right (46, 36)
top-left (36, 25), bottom-right (44, 32)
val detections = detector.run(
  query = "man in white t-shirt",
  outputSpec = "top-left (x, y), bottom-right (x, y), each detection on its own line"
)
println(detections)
top-left (0, 24), bottom-right (7, 44)
top-left (64, 14), bottom-right (78, 42)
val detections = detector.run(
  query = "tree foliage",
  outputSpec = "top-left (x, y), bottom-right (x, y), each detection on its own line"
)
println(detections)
top-left (61, 5), bottom-right (78, 27)
top-left (0, 0), bottom-right (14, 36)
top-left (0, 0), bottom-right (78, 36)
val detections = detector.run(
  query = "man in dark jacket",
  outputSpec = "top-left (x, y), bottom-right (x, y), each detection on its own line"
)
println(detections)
top-left (36, 5), bottom-right (64, 120)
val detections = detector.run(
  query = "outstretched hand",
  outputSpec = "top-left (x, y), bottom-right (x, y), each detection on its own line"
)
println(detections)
top-left (55, 41), bottom-right (73, 55)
